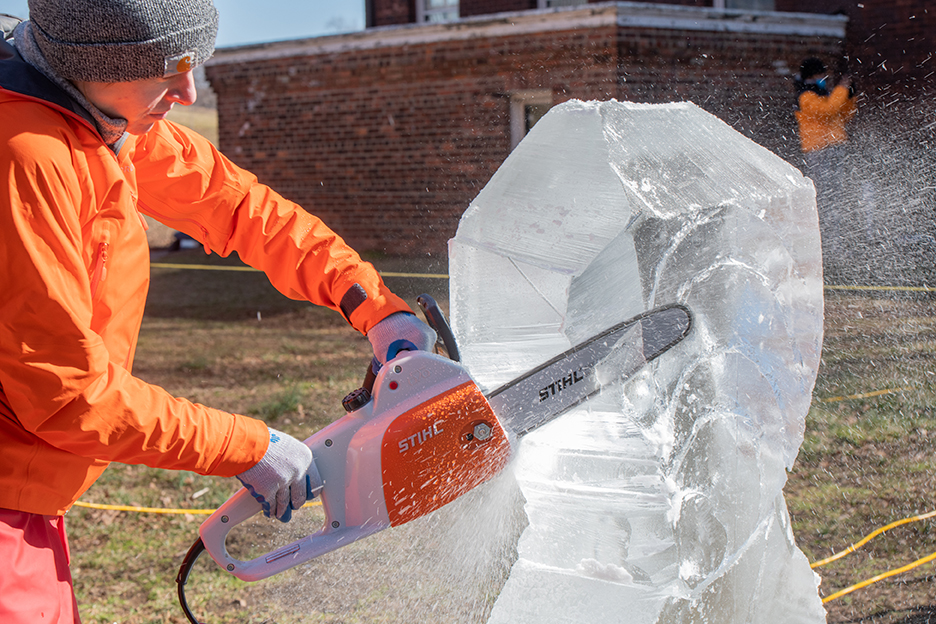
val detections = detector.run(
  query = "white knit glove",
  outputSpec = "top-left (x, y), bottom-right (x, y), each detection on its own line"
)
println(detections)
top-left (367, 312), bottom-right (437, 366)
top-left (236, 428), bottom-right (320, 522)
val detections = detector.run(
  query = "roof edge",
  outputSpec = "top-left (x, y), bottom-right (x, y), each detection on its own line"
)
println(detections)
top-left (208, 1), bottom-right (847, 67)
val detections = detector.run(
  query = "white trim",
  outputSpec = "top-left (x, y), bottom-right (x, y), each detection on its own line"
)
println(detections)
top-left (209, 2), bottom-right (847, 67)
top-left (510, 89), bottom-right (553, 148)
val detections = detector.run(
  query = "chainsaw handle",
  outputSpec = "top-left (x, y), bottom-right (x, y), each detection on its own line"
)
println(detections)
top-left (199, 405), bottom-right (392, 582)
top-left (416, 293), bottom-right (460, 362)
top-left (198, 485), bottom-right (384, 582)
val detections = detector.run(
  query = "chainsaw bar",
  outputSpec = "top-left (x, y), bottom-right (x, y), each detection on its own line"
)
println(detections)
top-left (486, 304), bottom-right (692, 437)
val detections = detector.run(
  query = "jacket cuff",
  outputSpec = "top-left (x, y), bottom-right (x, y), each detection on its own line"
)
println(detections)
top-left (206, 415), bottom-right (270, 477)
top-left (341, 283), bottom-right (413, 335)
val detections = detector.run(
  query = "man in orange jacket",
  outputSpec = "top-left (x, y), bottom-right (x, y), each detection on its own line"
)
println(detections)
top-left (794, 56), bottom-right (857, 281)
top-left (0, 1), bottom-right (436, 622)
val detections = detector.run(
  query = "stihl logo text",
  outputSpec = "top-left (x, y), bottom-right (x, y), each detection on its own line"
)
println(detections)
top-left (398, 419), bottom-right (445, 453)
top-left (539, 369), bottom-right (586, 402)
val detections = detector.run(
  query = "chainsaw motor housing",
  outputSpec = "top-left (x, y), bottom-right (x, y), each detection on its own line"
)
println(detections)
top-left (199, 350), bottom-right (511, 582)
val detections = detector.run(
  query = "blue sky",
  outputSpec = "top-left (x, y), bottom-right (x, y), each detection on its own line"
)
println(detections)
top-left (0, 0), bottom-right (366, 47)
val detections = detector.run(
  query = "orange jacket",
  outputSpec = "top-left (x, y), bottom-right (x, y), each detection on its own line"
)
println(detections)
top-left (795, 85), bottom-right (857, 153)
top-left (0, 58), bottom-right (411, 516)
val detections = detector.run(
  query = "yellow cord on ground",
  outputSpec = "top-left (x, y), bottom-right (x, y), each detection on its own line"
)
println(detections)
top-left (818, 386), bottom-right (913, 404)
top-left (72, 499), bottom-right (936, 603)
top-left (150, 262), bottom-right (259, 272)
top-left (149, 263), bottom-right (936, 291)
top-left (825, 284), bottom-right (936, 293)
top-left (73, 499), bottom-right (321, 515)
top-left (811, 509), bottom-right (936, 603)
top-left (150, 263), bottom-right (449, 279)
top-left (379, 271), bottom-right (450, 279)
top-left (811, 510), bottom-right (936, 568)
top-left (821, 550), bottom-right (936, 603)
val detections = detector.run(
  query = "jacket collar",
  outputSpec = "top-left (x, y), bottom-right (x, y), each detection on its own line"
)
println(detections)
top-left (0, 44), bottom-right (99, 131)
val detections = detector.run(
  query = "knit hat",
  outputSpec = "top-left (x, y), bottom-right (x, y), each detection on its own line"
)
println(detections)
top-left (27, 0), bottom-right (218, 82)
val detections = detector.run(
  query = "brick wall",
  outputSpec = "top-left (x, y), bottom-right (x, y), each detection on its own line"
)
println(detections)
top-left (369, 0), bottom-right (415, 27)
top-left (375, 0), bottom-right (933, 95)
top-left (206, 7), bottom-right (843, 256)
top-left (377, 0), bottom-right (716, 25)
top-left (460, 0), bottom-right (535, 17)
top-left (778, 0), bottom-right (935, 94)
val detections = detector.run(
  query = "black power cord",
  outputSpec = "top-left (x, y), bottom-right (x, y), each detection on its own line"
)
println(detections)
top-left (176, 537), bottom-right (207, 624)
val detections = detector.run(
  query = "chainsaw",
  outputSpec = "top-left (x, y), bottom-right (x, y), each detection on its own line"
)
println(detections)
top-left (177, 295), bottom-right (691, 623)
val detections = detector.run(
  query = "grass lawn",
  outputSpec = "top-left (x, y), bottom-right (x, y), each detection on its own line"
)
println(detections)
top-left (789, 294), bottom-right (936, 624)
top-left (65, 251), bottom-right (936, 623)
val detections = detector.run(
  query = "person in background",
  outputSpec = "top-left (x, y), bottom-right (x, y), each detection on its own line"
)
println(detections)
top-left (793, 56), bottom-right (858, 281)
top-left (0, 1), bottom-right (435, 622)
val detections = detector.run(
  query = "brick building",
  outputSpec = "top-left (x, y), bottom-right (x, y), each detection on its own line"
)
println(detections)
top-left (371, 0), bottom-right (934, 95)
top-left (204, 1), bottom-right (928, 257)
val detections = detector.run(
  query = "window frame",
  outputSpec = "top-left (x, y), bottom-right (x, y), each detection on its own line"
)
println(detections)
top-left (416, 0), bottom-right (460, 23)
top-left (510, 89), bottom-right (553, 149)
top-left (712, 0), bottom-right (776, 9)
top-left (536, 0), bottom-right (589, 8)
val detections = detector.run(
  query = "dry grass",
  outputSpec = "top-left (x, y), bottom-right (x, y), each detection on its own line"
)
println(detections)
top-left (65, 252), bottom-right (936, 622)
top-left (790, 293), bottom-right (936, 623)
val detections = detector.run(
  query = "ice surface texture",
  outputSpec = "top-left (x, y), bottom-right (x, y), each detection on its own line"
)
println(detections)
top-left (449, 100), bottom-right (825, 623)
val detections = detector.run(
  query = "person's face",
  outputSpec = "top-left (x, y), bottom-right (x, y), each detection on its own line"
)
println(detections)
top-left (73, 70), bottom-right (197, 135)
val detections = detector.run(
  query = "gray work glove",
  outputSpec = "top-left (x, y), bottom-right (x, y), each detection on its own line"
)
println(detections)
top-left (236, 427), bottom-right (320, 523)
top-left (367, 312), bottom-right (437, 366)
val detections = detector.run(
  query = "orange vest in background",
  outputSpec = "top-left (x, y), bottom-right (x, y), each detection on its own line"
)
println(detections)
top-left (795, 85), bottom-right (857, 153)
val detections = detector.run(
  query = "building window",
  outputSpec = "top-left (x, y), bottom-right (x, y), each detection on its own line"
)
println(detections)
top-left (537, 0), bottom-right (589, 7)
top-left (510, 90), bottom-right (553, 149)
top-left (417, 0), bottom-right (459, 23)
top-left (712, 0), bottom-right (776, 9)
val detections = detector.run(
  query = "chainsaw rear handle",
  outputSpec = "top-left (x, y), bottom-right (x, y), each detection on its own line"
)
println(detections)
top-left (199, 484), bottom-right (386, 582)
top-left (199, 390), bottom-right (393, 582)
top-left (198, 350), bottom-right (511, 582)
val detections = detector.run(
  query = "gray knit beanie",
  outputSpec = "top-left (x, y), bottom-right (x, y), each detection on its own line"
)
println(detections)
top-left (28, 0), bottom-right (218, 82)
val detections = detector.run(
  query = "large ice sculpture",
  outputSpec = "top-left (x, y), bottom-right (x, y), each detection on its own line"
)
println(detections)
top-left (449, 101), bottom-right (826, 623)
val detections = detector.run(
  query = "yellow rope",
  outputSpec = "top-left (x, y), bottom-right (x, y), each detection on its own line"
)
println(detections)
top-left (73, 499), bottom-right (321, 515)
top-left (822, 550), bottom-right (936, 603)
top-left (150, 262), bottom-right (259, 272)
top-left (72, 500), bottom-right (936, 603)
top-left (811, 509), bottom-right (936, 568)
top-left (810, 509), bottom-right (936, 603)
top-left (150, 263), bottom-right (449, 279)
top-left (818, 386), bottom-right (913, 404)
top-left (149, 264), bottom-right (936, 291)
top-left (379, 271), bottom-right (450, 279)
top-left (825, 284), bottom-right (936, 293)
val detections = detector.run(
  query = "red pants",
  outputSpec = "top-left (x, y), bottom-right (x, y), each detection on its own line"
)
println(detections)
top-left (0, 509), bottom-right (80, 623)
